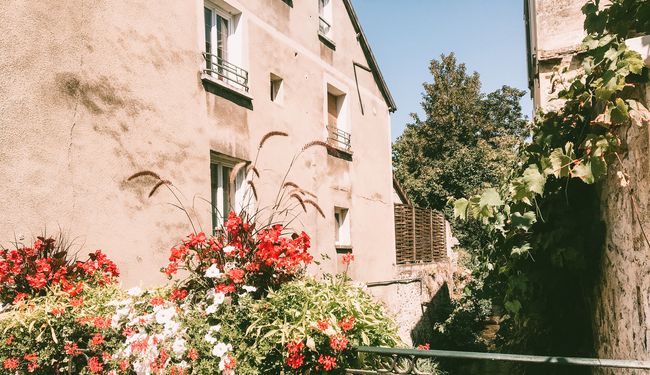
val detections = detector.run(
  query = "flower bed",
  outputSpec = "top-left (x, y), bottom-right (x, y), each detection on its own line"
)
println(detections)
top-left (0, 213), bottom-right (402, 374)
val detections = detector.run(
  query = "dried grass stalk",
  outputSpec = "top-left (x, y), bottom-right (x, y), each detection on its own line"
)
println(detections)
top-left (258, 131), bottom-right (289, 149)
top-left (247, 180), bottom-right (258, 200)
top-left (290, 193), bottom-right (307, 212)
top-left (304, 199), bottom-right (325, 218)
top-left (302, 140), bottom-right (332, 152)
top-left (229, 161), bottom-right (249, 189)
top-left (127, 171), bottom-right (161, 181)
top-left (149, 180), bottom-right (171, 197)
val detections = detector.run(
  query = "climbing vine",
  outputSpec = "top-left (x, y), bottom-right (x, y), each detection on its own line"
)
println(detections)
top-left (451, 0), bottom-right (650, 357)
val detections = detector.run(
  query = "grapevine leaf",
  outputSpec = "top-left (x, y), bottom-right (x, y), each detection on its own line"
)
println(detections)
top-left (523, 165), bottom-right (545, 195)
top-left (479, 188), bottom-right (503, 207)
top-left (572, 162), bottom-right (595, 184)
top-left (511, 211), bottom-right (537, 231)
top-left (453, 198), bottom-right (469, 220)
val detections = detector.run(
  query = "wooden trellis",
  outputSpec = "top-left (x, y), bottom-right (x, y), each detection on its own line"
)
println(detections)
top-left (394, 204), bottom-right (447, 265)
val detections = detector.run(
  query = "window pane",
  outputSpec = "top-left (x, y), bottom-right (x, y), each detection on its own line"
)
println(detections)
top-left (222, 166), bottom-right (232, 216)
top-left (204, 7), bottom-right (213, 70)
top-left (216, 14), bottom-right (229, 61)
top-left (210, 163), bottom-right (219, 232)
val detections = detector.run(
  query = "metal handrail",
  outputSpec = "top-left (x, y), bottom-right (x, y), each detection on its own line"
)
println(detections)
top-left (327, 125), bottom-right (351, 152)
top-left (202, 52), bottom-right (249, 92)
top-left (346, 346), bottom-right (650, 374)
top-left (319, 16), bottom-right (331, 35)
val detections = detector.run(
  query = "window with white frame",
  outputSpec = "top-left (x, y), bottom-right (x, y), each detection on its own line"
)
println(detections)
top-left (210, 152), bottom-right (248, 232)
top-left (203, 1), bottom-right (249, 92)
top-left (334, 207), bottom-right (350, 247)
top-left (318, 0), bottom-right (332, 37)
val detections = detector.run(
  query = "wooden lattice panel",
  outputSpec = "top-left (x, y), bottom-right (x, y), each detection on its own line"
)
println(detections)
top-left (394, 204), bottom-right (448, 265)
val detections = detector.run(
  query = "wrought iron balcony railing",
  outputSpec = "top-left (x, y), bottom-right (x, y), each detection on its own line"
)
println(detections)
top-left (327, 125), bottom-right (351, 153)
top-left (202, 52), bottom-right (249, 93)
top-left (319, 16), bottom-right (331, 35)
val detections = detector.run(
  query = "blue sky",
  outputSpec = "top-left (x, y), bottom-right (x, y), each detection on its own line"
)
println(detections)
top-left (353, 0), bottom-right (533, 141)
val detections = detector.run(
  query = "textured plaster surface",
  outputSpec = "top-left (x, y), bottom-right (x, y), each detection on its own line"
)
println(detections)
top-left (0, 0), bottom-right (396, 288)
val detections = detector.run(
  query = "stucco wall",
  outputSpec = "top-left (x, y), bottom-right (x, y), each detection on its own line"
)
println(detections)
top-left (0, 0), bottom-right (396, 288)
top-left (529, 0), bottom-right (650, 370)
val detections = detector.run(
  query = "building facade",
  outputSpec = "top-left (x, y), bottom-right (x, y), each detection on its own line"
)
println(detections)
top-left (525, 0), bottom-right (650, 371)
top-left (0, 0), bottom-right (399, 293)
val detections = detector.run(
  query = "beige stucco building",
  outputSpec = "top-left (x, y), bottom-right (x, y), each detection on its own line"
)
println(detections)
top-left (0, 0), bottom-right (403, 293)
top-left (525, 0), bottom-right (650, 371)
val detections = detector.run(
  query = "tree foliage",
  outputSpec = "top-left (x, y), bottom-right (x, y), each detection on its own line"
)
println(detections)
top-left (393, 53), bottom-right (529, 211)
top-left (451, 0), bottom-right (650, 365)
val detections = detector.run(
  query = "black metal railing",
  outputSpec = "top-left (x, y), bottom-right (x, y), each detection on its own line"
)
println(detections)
top-left (202, 52), bottom-right (249, 93)
top-left (319, 16), bottom-right (331, 35)
top-left (327, 125), bottom-right (351, 152)
top-left (345, 346), bottom-right (650, 374)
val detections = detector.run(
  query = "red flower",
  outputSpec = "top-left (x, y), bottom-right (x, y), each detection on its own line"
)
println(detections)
top-left (316, 319), bottom-right (330, 331)
top-left (87, 357), bottom-right (102, 373)
top-left (215, 283), bottom-right (236, 294)
top-left (222, 354), bottom-right (236, 370)
top-left (122, 326), bottom-right (135, 337)
top-left (5, 336), bottom-right (13, 345)
top-left (65, 342), bottom-right (81, 356)
top-left (69, 297), bottom-right (84, 307)
top-left (26, 273), bottom-right (47, 289)
top-left (119, 359), bottom-right (129, 371)
top-left (329, 334), bottom-right (349, 351)
top-left (150, 296), bottom-right (165, 306)
top-left (342, 252), bottom-right (355, 265)
top-left (163, 262), bottom-right (178, 277)
top-left (338, 316), bottom-right (355, 332)
top-left (286, 353), bottom-right (304, 369)
top-left (90, 333), bottom-right (105, 347)
top-left (50, 306), bottom-right (65, 316)
top-left (13, 293), bottom-right (28, 304)
top-left (417, 343), bottom-right (431, 350)
top-left (227, 268), bottom-right (245, 284)
top-left (23, 353), bottom-right (38, 362)
top-left (3, 358), bottom-right (18, 369)
top-left (287, 340), bottom-right (304, 354)
top-left (169, 288), bottom-right (188, 301)
top-left (318, 354), bottom-right (337, 371)
top-left (245, 262), bottom-right (260, 271)
top-left (92, 316), bottom-right (112, 329)
top-left (225, 212), bottom-right (243, 235)
top-left (187, 348), bottom-right (199, 361)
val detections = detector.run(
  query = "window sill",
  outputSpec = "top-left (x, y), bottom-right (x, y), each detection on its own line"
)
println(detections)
top-left (335, 245), bottom-right (353, 253)
top-left (327, 145), bottom-right (353, 161)
top-left (201, 73), bottom-right (253, 109)
top-left (318, 32), bottom-right (336, 51)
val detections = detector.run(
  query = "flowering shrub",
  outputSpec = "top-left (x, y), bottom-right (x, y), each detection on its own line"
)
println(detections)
top-left (232, 274), bottom-right (403, 374)
top-left (162, 212), bottom-right (313, 300)
top-left (0, 237), bottom-right (119, 305)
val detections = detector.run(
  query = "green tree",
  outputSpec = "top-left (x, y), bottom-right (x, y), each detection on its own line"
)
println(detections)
top-left (393, 53), bottom-right (528, 211)
top-left (392, 54), bottom-right (529, 354)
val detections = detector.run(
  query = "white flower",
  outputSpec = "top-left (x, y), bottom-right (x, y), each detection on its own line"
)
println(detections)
top-left (224, 262), bottom-right (236, 271)
top-left (155, 307), bottom-right (176, 324)
top-left (212, 342), bottom-right (230, 357)
top-left (213, 292), bottom-right (226, 305)
top-left (127, 287), bottom-right (143, 297)
top-left (205, 304), bottom-right (218, 314)
top-left (172, 337), bottom-right (187, 357)
top-left (222, 245), bottom-right (236, 255)
top-left (210, 324), bottom-right (221, 333)
top-left (205, 333), bottom-right (218, 344)
top-left (242, 285), bottom-right (257, 293)
top-left (204, 264), bottom-right (222, 278)
top-left (324, 326), bottom-right (336, 336)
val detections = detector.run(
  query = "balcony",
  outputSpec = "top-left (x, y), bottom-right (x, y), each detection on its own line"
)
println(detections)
top-left (327, 126), bottom-right (351, 153)
top-left (202, 52), bottom-right (249, 93)
top-left (319, 16), bottom-right (331, 35)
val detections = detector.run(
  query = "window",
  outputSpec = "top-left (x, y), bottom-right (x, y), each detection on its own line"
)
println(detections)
top-left (203, 1), bottom-right (248, 92)
top-left (318, 0), bottom-right (332, 37)
top-left (210, 152), bottom-right (247, 232)
top-left (270, 73), bottom-right (284, 103)
top-left (334, 207), bottom-right (350, 247)
top-left (326, 84), bottom-right (351, 152)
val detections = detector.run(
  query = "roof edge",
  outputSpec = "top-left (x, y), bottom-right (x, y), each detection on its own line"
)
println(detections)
top-left (342, 0), bottom-right (397, 113)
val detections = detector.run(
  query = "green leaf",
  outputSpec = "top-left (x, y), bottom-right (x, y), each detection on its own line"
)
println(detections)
top-left (572, 161), bottom-right (595, 184)
top-left (523, 165), bottom-right (545, 195)
top-left (479, 188), bottom-right (503, 207)
top-left (453, 198), bottom-right (469, 220)
top-left (610, 98), bottom-right (629, 124)
top-left (511, 211), bottom-right (537, 231)
top-left (590, 156), bottom-right (608, 179)
top-left (504, 300), bottom-right (522, 314)
top-left (548, 148), bottom-right (573, 178)
top-left (511, 243), bottom-right (532, 256)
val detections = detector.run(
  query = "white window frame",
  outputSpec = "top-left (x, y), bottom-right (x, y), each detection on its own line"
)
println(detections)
top-left (210, 153), bottom-right (247, 231)
top-left (334, 207), bottom-right (351, 247)
top-left (318, 0), bottom-right (333, 37)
